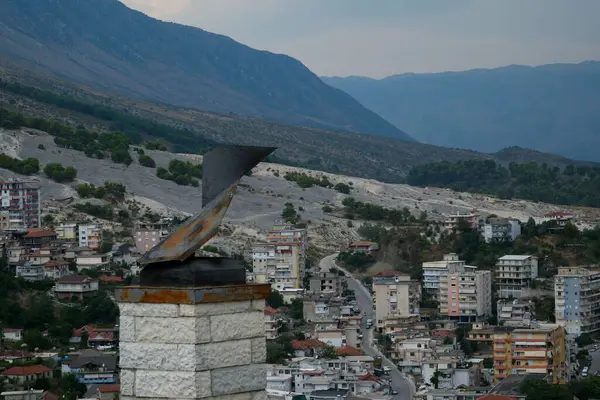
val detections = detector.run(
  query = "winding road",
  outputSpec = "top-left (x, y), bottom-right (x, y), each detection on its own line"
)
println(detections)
top-left (319, 254), bottom-right (416, 400)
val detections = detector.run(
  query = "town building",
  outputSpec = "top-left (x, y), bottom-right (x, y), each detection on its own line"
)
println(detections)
top-left (0, 179), bottom-right (41, 229)
top-left (16, 261), bottom-right (45, 281)
top-left (133, 220), bottom-right (170, 254)
top-left (348, 241), bottom-right (378, 253)
top-left (76, 254), bottom-right (110, 271)
top-left (1, 328), bottom-right (24, 341)
top-left (492, 324), bottom-right (567, 384)
top-left (309, 272), bottom-right (342, 296)
top-left (443, 211), bottom-right (478, 231)
top-left (264, 306), bottom-right (283, 340)
top-left (555, 266), bottom-right (600, 336)
top-left (480, 217), bottom-right (522, 243)
top-left (61, 349), bottom-right (117, 384)
top-left (252, 243), bottom-right (304, 290)
top-left (22, 228), bottom-right (57, 248)
top-left (495, 255), bottom-right (539, 299)
top-left (543, 211), bottom-right (574, 227)
top-left (422, 254), bottom-right (466, 301)
top-left (55, 223), bottom-right (78, 241)
top-left (78, 224), bottom-right (102, 250)
top-left (53, 275), bottom-right (99, 300)
top-left (373, 271), bottom-right (421, 332)
top-left (497, 299), bottom-right (534, 327)
top-left (1, 365), bottom-right (52, 384)
top-left (439, 269), bottom-right (492, 322)
top-left (43, 260), bottom-right (70, 280)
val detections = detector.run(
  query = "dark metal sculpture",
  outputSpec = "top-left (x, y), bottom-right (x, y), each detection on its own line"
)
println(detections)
top-left (138, 145), bottom-right (276, 287)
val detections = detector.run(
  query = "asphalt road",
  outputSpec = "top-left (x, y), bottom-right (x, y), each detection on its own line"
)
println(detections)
top-left (319, 254), bottom-right (415, 400)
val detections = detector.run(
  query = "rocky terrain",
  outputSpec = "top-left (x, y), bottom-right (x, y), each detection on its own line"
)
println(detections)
top-left (2, 127), bottom-right (600, 256)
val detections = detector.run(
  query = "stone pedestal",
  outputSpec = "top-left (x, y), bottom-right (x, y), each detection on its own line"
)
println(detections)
top-left (116, 283), bottom-right (271, 400)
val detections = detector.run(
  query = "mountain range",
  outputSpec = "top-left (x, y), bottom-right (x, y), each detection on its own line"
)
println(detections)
top-left (323, 62), bottom-right (600, 162)
top-left (0, 0), bottom-right (413, 142)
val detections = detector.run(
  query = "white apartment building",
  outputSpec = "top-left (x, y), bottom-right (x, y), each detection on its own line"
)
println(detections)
top-left (78, 224), bottom-right (102, 250)
top-left (555, 266), bottom-right (600, 336)
top-left (422, 253), bottom-right (466, 301)
top-left (0, 179), bottom-right (41, 229)
top-left (443, 212), bottom-right (478, 231)
top-left (497, 299), bottom-right (534, 327)
top-left (481, 217), bottom-right (522, 243)
top-left (264, 306), bottom-right (282, 340)
top-left (439, 269), bottom-right (492, 322)
top-left (373, 271), bottom-right (421, 331)
top-left (393, 338), bottom-right (436, 373)
top-left (252, 243), bottom-right (303, 290)
top-left (495, 255), bottom-right (539, 299)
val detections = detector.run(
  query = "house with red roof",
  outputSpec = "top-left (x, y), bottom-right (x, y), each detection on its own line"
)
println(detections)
top-left (22, 228), bottom-right (57, 247)
top-left (264, 306), bottom-right (283, 340)
top-left (53, 275), bottom-right (99, 300)
top-left (96, 384), bottom-right (121, 400)
top-left (44, 259), bottom-right (70, 280)
top-left (336, 345), bottom-right (365, 357)
top-left (2, 364), bottom-right (52, 383)
top-left (543, 211), bottom-right (574, 227)
top-left (70, 325), bottom-right (118, 348)
top-left (291, 339), bottom-right (327, 357)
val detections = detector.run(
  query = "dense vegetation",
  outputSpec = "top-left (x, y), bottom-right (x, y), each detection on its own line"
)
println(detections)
top-left (282, 203), bottom-right (301, 224)
top-left (407, 160), bottom-right (600, 207)
top-left (144, 140), bottom-right (168, 151)
top-left (76, 181), bottom-right (126, 201)
top-left (43, 163), bottom-right (77, 182)
top-left (342, 197), bottom-right (427, 225)
top-left (521, 376), bottom-right (600, 400)
top-left (0, 79), bottom-right (217, 153)
top-left (156, 159), bottom-right (203, 187)
top-left (73, 202), bottom-right (130, 223)
top-left (0, 153), bottom-right (40, 175)
top-left (284, 171), bottom-right (333, 189)
top-left (138, 154), bottom-right (156, 168)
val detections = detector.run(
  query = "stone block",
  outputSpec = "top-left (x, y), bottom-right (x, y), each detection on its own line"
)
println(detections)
top-left (196, 339), bottom-right (251, 371)
top-left (135, 370), bottom-right (211, 398)
top-left (207, 393), bottom-right (253, 400)
top-left (120, 342), bottom-right (196, 371)
top-left (251, 299), bottom-right (265, 312)
top-left (119, 303), bottom-right (179, 318)
top-left (211, 364), bottom-right (266, 396)
top-left (210, 311), bottom-right (264, 342)
top-left (251, 391), bottom-right (268, 400)
top-left (180, 301), bottom-right (253, 317)
top-left (120, 369), bottom-right (135, 396)
top-left (250, 338), bottom-right (266, 363)
top-left (119, 315), bottom-right (136, 342)
top-left (135, 316), bottom-right (209, 344)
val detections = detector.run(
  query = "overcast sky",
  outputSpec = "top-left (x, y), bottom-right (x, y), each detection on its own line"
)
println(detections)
top-left (121, 0), bottom-right (600, 78)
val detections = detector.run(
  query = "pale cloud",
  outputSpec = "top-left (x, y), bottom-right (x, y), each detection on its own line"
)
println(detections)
top-left (119, 0), bottom-right (600, 78)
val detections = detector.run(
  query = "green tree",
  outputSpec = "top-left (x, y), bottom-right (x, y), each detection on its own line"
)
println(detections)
top-left (266, 290), bottom-right (285, 309)
top-left (319, 345), bottom-right (338, 359)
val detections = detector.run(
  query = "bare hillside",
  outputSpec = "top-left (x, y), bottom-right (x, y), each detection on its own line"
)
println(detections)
top-left (2, 128), bottom-right (599, 255)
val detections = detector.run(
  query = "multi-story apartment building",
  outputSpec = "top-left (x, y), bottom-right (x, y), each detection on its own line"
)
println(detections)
top-left (393, 338), bottom-right (436, 370)
top-left (309, 272), bottom-right (342, 296)
top-left (252, 242), bottom-right (303, 290)
top-left (443, 212), bottom-right (478, 231)
top-left (266, 224), bottom-right (308, 277)
top-left (480, 217), bottom-right (522, 243)
top-left (422, 253), bottom-right (466, 301)
top-left (492, 325), bottom-right (567, 384)
top-left (555, 266), bottom-right (600, 336)
top-left (439, 269), bottom-right (492, 322)
top-left (78, 224), bottom-right (102, 250)
top-left (373, 271), bottom-right (421, 332)
top-left (497, 299), bottom-right (534, 327)
top-left (56, 223), bottom-right (78, 241)
top-left (495, 255), bottom-right (539, 299)
top-left (0, 179), bottom-right (41, 229)
top-left (134, 220), bottom-right (170, 254)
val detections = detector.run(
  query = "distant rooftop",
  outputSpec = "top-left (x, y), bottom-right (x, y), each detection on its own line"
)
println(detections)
top-left (490, 373), bottom-right (548, 397)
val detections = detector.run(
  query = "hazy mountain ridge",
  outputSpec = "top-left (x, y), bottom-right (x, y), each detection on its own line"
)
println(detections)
top-left (0, 0), bottom-right (413, 142)
top-left (323, 61), bottom-right (600, 161)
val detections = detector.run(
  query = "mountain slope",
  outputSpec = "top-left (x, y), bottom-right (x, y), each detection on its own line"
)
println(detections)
top-left (323, 62), bottom-right (600, 161)
top-left (0, 0), bottom-right (413, 142)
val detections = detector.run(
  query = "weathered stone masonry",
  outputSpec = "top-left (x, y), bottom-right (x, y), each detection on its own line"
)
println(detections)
top-left (116, 284), bottom-right (271, 400)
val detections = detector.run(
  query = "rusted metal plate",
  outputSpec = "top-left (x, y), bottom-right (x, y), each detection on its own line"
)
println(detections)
top-left (138, 145), bottom-right (276, 266)
top-left (137, 184), bottom-right (237, 265)
top-left (116, 284), bottom-right (272, 304)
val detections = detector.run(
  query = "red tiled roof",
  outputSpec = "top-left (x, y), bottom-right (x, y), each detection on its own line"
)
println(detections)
top-left (291, 339), bottom-right (327, 350)
top-left (264, 306), bottom-right (278, 316)
top-left (376, 270), bottom-right (408, 277)
top-left (25, 228), bottom-right (57, 238)
top-left (0, 350), bottom-right (34, 358)
top-left (544, 211), bottom-right (573, 217)
top-left (88, 331), bottom-right (115, 341)
top-left (3, 328), bottom-right (23, 333)
top-left (478, 395), bottom-right (518, 400)
top-left (359, 372), bottom-right (381, 382)
top-left (45, 260), bottom-right (69, 268)
top-left (58, 275), bottom-right (91, 284)
top-left (350, 241), bottom-right (376, 247)
top-left (336, 346), bottom-right (365, 356)
top-left (99, 276), bottom-right (124, 282)
top-left (98, 385), bottom-right (120, 393)
top-left (42, 392), bottom-right (59, 400)
top-left (2, 365), bottom-right (52, 376)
